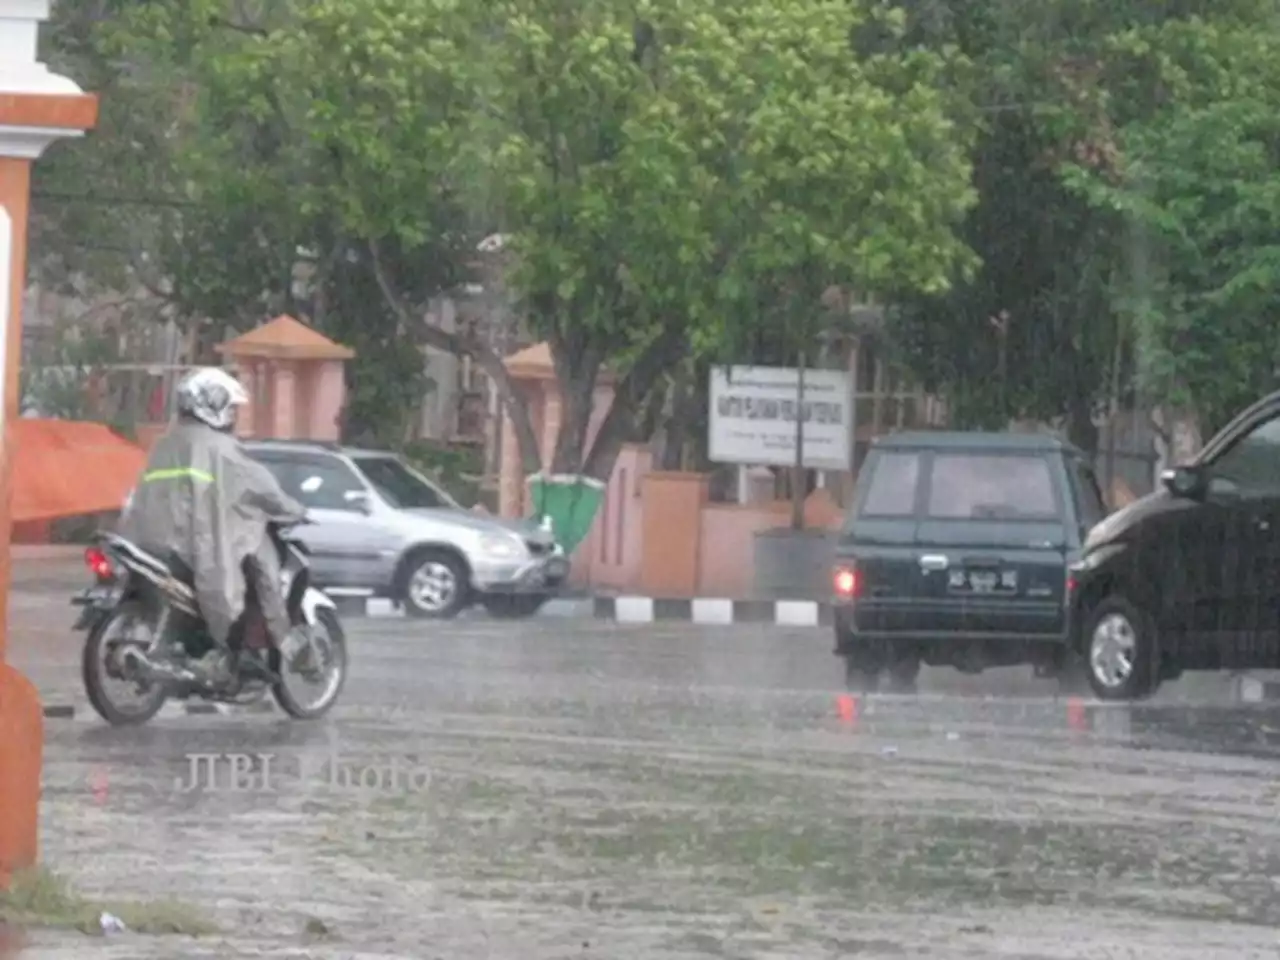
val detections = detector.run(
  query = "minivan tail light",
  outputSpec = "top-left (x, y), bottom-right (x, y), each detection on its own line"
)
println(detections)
top-left (834, 565), bottom-right (861, 599)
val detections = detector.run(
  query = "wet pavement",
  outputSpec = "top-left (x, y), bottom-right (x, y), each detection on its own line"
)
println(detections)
top-left (8, 585), bottom-right (1280, 957)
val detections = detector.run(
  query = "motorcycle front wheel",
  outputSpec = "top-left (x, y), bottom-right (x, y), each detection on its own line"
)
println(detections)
top-left (271, 607), bottom-right (347, 720)
top-left (81, 601), bottom-right (169, 726)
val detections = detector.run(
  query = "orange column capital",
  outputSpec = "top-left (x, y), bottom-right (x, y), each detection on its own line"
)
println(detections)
top-left (0, 0), bottom-right (100, 886)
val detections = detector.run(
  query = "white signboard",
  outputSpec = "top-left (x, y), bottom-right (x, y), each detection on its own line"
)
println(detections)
top-left (708, 365), bottom-right (852, 469)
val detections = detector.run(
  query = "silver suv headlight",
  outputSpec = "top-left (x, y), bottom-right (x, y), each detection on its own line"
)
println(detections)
top-left (477, 534), bottom-right (524, 559)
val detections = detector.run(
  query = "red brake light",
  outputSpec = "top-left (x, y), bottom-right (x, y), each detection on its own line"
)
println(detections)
top-left (84, 547), bottom-right (112, 580)
top-left (834, 566), bottom-right (860, 598)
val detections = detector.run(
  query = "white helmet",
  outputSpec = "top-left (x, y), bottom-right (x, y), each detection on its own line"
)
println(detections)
top-left (175, 367), bottom-right (248, 431)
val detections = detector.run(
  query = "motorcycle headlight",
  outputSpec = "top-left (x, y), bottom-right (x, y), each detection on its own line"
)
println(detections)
top-left (478, 535), bottom-right (523, 559)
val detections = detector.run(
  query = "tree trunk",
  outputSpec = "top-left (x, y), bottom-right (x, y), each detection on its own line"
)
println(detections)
top-left (579, 326), bottom-right (685, 481)
top-left (1170, 413), bottom-right (1202, 465)
top-left (462, 352), bottom-right (541, 475)
top-left (548, 332), bottom-right (603, 474)
top-left (580, 395), bottom-right (636, 482)
top-left (635, 378), bottom-right (669, 447)
top-left (1150, 406), bottom-right (1202, 478)
top-left (658, 366), bottom-right (690, 470)
top-left (1065, 398), bottom-right (1099, 462)
top-left (365, 238), bottom-right (541, 473)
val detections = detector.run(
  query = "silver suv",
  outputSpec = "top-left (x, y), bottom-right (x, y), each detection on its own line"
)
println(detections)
top-left (244, 440), bottom-right (567, 619)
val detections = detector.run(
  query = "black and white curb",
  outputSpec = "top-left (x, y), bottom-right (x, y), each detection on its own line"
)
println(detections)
top-left (1234, 675), bottom-right (1280, 703)
top-left (43, 700), bottom-right (278, 721)
top-left (329, 594), bottom-right (833, 625)
top-left (591, 597), bottom-right (833, 626)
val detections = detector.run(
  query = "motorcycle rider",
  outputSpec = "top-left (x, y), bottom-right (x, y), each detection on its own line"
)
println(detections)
top-left (119, 366), bottom-right (313, 683)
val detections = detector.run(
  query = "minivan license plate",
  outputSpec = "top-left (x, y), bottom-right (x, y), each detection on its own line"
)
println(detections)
top-left (950, 569), bottom-right (1016, 593)
top-left (969, 571), bottom-right (998, 593)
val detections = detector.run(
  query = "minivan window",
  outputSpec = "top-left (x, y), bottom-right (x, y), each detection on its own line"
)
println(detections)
top-left (859, 452), bottom-right (919, 516)
top-left (927, 454), bottom-right (1058, 520)
top-left (1069, 459), bottom-right (1108, 528)
top-left (353, 456), bottom-right (456, 509)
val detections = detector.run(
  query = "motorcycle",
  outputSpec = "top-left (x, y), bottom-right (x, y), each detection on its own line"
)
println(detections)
top-left (72, 519), bottom-right (347, 726)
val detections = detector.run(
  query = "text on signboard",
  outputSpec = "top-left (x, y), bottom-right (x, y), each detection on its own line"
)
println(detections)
top-left (715, 396), bottom-right (845, 425)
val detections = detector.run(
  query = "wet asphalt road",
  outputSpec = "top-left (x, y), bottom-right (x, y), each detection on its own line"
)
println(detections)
top-left (10, 586), bottom-right (1280, 958)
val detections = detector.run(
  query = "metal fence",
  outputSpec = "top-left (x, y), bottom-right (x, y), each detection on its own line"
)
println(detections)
top-left (22, 363), bottom-right (207, 429)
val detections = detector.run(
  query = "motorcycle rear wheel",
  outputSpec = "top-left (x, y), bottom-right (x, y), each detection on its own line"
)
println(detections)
top-left (271, 607), bottom-right (347, 720)
top-left (82, 601), bottom-right (169, 726)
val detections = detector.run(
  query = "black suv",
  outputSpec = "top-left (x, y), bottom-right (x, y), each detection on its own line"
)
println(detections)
top-left (1073, 390), bottom-right (1280, 701)
top-left (833, 431), bottom-right (1107, 691)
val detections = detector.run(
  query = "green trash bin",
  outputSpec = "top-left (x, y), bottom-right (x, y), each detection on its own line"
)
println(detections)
top-left (526, 473), bottom-right (606, 553)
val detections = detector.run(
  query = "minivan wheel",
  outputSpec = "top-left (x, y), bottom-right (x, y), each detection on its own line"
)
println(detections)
top-left (1083, 595), bottom-right (1158, 701)
top-left (401, 550), bottom-right (470, 620)
top-left (843, 646), bottom-right (885, 692)
top-left (1053, 650), bottom-right (1092, 696)
top-left (884, 650), bottom-right (920, 694)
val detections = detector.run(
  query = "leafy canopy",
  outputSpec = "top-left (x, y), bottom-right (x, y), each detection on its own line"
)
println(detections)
top-left (1067, 16), bottom-right (1280, 431)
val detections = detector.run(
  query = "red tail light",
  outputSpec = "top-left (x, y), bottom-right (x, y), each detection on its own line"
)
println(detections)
top-left (833, 565), bottom-right (861, 598)
top-left (84, 547), bottom-right (112, 581)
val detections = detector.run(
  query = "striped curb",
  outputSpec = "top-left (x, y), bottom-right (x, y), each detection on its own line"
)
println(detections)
top-left (333, 594), bottom-right (833, 625)
top-left (1235, 675), bottom-right (1280, 703)
top-left (43, 699), bottom-right (279, 721)
top-left (591, 596), bottom-right (833, 626)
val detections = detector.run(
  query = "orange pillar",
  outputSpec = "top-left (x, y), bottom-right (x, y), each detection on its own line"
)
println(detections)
top-left (638, 472), bottom-right (709, 597)
top-left (0, 1), bottom-right (100, 885)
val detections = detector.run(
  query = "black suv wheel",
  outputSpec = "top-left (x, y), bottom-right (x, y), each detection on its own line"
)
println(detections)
top-left (1082, 595), bottom-right (1160, 701)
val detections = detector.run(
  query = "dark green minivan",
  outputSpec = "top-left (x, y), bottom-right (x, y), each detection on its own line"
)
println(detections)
top-left (832, 432), bottom-right (1107, 691)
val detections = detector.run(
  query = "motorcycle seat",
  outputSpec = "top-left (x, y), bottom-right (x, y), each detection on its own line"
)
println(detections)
top-left (101, 534), bottom-right (193, 584)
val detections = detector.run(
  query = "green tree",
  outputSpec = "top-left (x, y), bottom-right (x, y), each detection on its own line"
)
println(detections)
top-left (692, 2), bottom-right (977, 525)
top-left (881, 0), bottom-right (1280, 456)
top-left (31, 0), bottom-right (186, 297)
top-left (37, 2), bottom-right (458, 447)
top-left (1066, 16), bottom-right (1280, 437)
top-left (32, 0), bottom-right (307, 339)
top-left (289, 0), bottom-right (977, 482)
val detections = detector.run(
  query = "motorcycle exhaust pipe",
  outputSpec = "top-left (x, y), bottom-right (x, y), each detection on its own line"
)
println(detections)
top-left (121, 646), bottom-right (196, 683)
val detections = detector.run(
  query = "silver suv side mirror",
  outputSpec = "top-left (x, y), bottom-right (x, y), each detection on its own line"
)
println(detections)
top-left (343, 490), bottom-right (373, 514)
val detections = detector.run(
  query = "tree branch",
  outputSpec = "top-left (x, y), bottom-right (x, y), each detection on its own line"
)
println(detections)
top-left (367, 238), bottom-right (543, 474)
top-left (207, 15), bottom-right (267, 37)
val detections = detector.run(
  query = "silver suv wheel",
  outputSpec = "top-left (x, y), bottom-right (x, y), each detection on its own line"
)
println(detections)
top-left (402, 551), bottom-right (469, 619)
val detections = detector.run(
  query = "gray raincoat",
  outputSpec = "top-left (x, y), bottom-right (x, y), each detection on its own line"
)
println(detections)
top-left (119, 421), bottom-right (306, 646)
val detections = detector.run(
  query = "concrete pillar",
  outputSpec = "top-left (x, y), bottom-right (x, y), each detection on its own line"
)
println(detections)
top-left (638, 472), bottom-right (709, 597)
top-left (0, 0), bottom-right (100, 884)
top-left (272, 362), bottom-right (295, 438)
top-left (499, 411), bottom-right (522, 517)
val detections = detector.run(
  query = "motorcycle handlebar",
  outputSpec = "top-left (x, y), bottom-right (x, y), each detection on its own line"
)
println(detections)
top-left (270, 513), bottom-right (314, 528)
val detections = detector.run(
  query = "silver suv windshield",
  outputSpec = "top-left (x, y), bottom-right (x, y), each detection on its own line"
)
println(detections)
top-left (351, 456), bottom-right (459, 510)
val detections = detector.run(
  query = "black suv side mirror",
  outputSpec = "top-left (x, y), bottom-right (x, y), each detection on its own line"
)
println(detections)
top-left (1161, 464), bottom-right (1207, 499)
